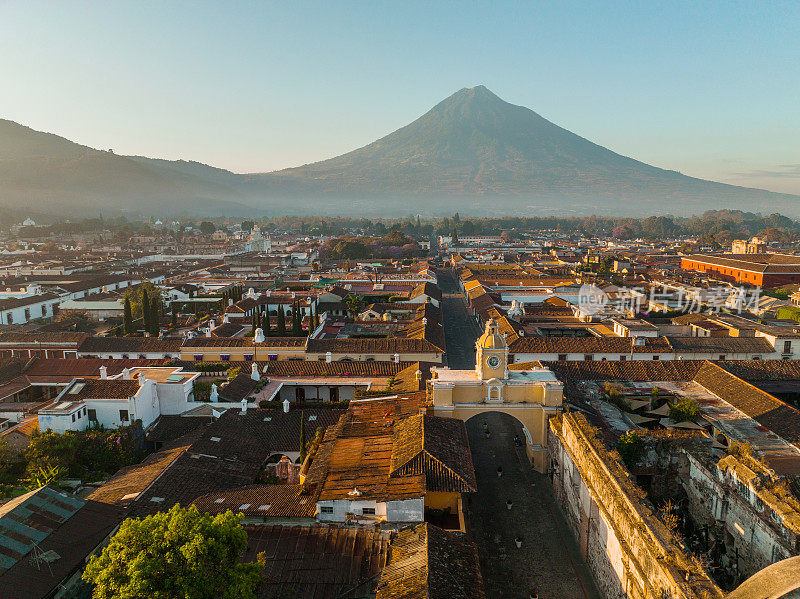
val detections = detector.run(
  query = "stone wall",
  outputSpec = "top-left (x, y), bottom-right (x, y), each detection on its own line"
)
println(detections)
top-left (548, 412), bottom-right (723, 599)
top-left (681, 451), bottom-right (799, 578)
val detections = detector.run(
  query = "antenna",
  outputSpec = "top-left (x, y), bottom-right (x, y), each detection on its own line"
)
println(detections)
top-left (28, 543), bottom-right (58, 576)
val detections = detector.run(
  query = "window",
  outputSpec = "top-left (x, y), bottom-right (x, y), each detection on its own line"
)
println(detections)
top-left (320, 506), bottom-right (333, 514)
top-left (71, 414), bottom-right (76, 422)
top-left (220, 354), bottom-right (230, 362)
top-left (653, 355), bottom-right (660, 360)
top-left (752, 355), bottom-right (761, 360)
top-left (88, 409), bottom-right (97, 421)
top-left (362, 507), bottom-right (376, 515)
top-left (194, 354), bottom-right (203, 361)
top-left (784, 341), bottom-right (792, 353)
top-left (24, 308), bottom-right (30, 320)
top-left (119, 410), bottom-right (129, 422)
top-left (41, 305), bottom-right (47, 316)
top-left (719, 355), bottom-right (726, 361)
top-left (584, 354), bottom-right (593, 361)
top-left (558, 354), bottom-right (567, 361)
top-left (736, 479), bottom-right (749, 500)
top-left (619, 355), bottom-right (627, 361)
top-left (244, 354), bottom-right (253, 361)
top-left (6, 314), bottom-right (12, 324)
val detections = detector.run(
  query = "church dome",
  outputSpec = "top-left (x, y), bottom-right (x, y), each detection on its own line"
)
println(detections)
top-left (477, 318), bottom-right (506, 349)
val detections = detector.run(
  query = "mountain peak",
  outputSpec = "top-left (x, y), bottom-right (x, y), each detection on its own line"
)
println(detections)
top-left (451, 85), bottom-right (502, 103)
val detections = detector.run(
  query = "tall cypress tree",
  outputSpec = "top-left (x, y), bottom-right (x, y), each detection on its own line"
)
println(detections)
top-left (263, 307), bottom-right (271, 336)
top-left (141, 290), bottom-right (150, 333)
top-left (123, 296), bottom-right (133, 335)
top-left (292, 302), bottom-right (302, 336)
top-left (150, 295), bottom-right (160, 336)
top-left (276, 306), bottom-right (286, 336)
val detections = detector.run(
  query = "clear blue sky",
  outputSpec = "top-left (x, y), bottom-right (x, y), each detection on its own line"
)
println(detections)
top-left (2, 1), bottom-right (799, 193)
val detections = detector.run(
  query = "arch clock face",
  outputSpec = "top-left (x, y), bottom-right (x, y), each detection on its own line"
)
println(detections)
top-left (486, 355), bottom-right (500, 369)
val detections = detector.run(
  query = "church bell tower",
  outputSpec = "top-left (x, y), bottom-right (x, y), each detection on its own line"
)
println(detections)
top-left (475, 318), bottom-right (508, 380)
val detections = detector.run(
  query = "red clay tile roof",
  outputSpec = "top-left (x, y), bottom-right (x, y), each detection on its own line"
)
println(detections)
top-left (390, 415), bottom-right (476, 493)
top-left (79, 336), bottom-right (183, 354)
top-left (0, 331), bottom-right (88, 346)
top-left (129, 408), bottom-right (342, 515)
top-left (87, 442), bottom-right (192, 507)
top-left (693, 362), bottom-right (800, 450)
top-left (46, 378), bottom-right (141, 403)
top-left (376, 523), bottom-right (486, 599)
top-left (242, 524), bottom-right (389, 598)
top-left (306, 338), bottom-right (442, 355)
top-left (192, 484), bottom-right (316, 518)
top-left (262, 360), bottom-right (410, 377)
top-left (182, 336), bottom-right (307, 348)
top-left (305, 394), bottom-right (470, 502)
top-left (24, 358), bottom-right (167, 380)
top-left (509, 336), bottom-right (673, 354)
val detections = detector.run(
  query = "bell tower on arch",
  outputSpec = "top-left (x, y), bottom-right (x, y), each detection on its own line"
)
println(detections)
top-left (475, 318), bottom-right (508, 381)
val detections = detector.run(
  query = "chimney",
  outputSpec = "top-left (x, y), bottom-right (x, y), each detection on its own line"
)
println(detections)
top-left (291, 291), bottom-right (296, 299)
top-left (325, 352), bottom-right (332, 363)
top-left (422, 317), bottom-right (428, 325)
top-left (122, 368), bottom-right (131, 380)
top-left (228, 299), bottom-right (233, 306)
top-left (254, 328), bottom-right (265, 343)
top-left (250, 362), bottom-right (260, 381)
top-left (394, 353), bottom-right (400, 363)
top-left (99, 366), bottom-right (107, 379)
top-left (206, 328), bottom-right (212, 338)
top-left (223, 314), bottom-right (229, 323)
top-left (138, 372), bottom-right (146, 386)
top-left (283, 399), bottom-right (290, 413)
top-left (241, 398), bottom-right (248, 414)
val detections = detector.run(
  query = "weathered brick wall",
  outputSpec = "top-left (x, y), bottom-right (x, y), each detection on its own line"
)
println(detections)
top-left (548, 412), bottom-right (723, 599)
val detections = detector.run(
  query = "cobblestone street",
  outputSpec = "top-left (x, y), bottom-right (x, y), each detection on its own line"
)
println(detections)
top-left (439, 268), bottom-right (599, 598)
top-left (465, 412), bottom-right (600, 599)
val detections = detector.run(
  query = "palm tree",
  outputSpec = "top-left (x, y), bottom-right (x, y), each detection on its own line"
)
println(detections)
top-left (343, 294), bottom-right (364, 320)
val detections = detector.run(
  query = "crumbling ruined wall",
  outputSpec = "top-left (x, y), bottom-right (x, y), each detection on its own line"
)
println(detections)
top-left (548, 412), bottom-right (723, 599)
top-left (681, 451), bottom-right (798, 578)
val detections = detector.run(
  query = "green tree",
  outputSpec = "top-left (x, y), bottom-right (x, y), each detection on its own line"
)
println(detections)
top-left (199, 221), bottom-right (216, 235)
top-left (263, 308), bottom-right (271, 336)
top-left (276, 307), bottom-right (286, 336)
top-left (669, 399), bottom-right (700, 423)
top-left (291, 302), bottom-right (302, 336)
top-left (149, 295), bottom-right (160, 336)
top-left (123, 297), bottom-right (133, 335)
top-left (343, 294), bottom-right (364, 319)
top-left (617, 431), bottom-right (643, 467)
top-left (141, 289), bottom-right (151, 333)
top-left (83, 504), bottom-right (262, 599)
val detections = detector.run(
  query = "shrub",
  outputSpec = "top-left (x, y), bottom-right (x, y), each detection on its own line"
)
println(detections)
top-left (669, 399), bottom-right (700, 423)
top-left (617, 431), bottom-right (643, 467)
